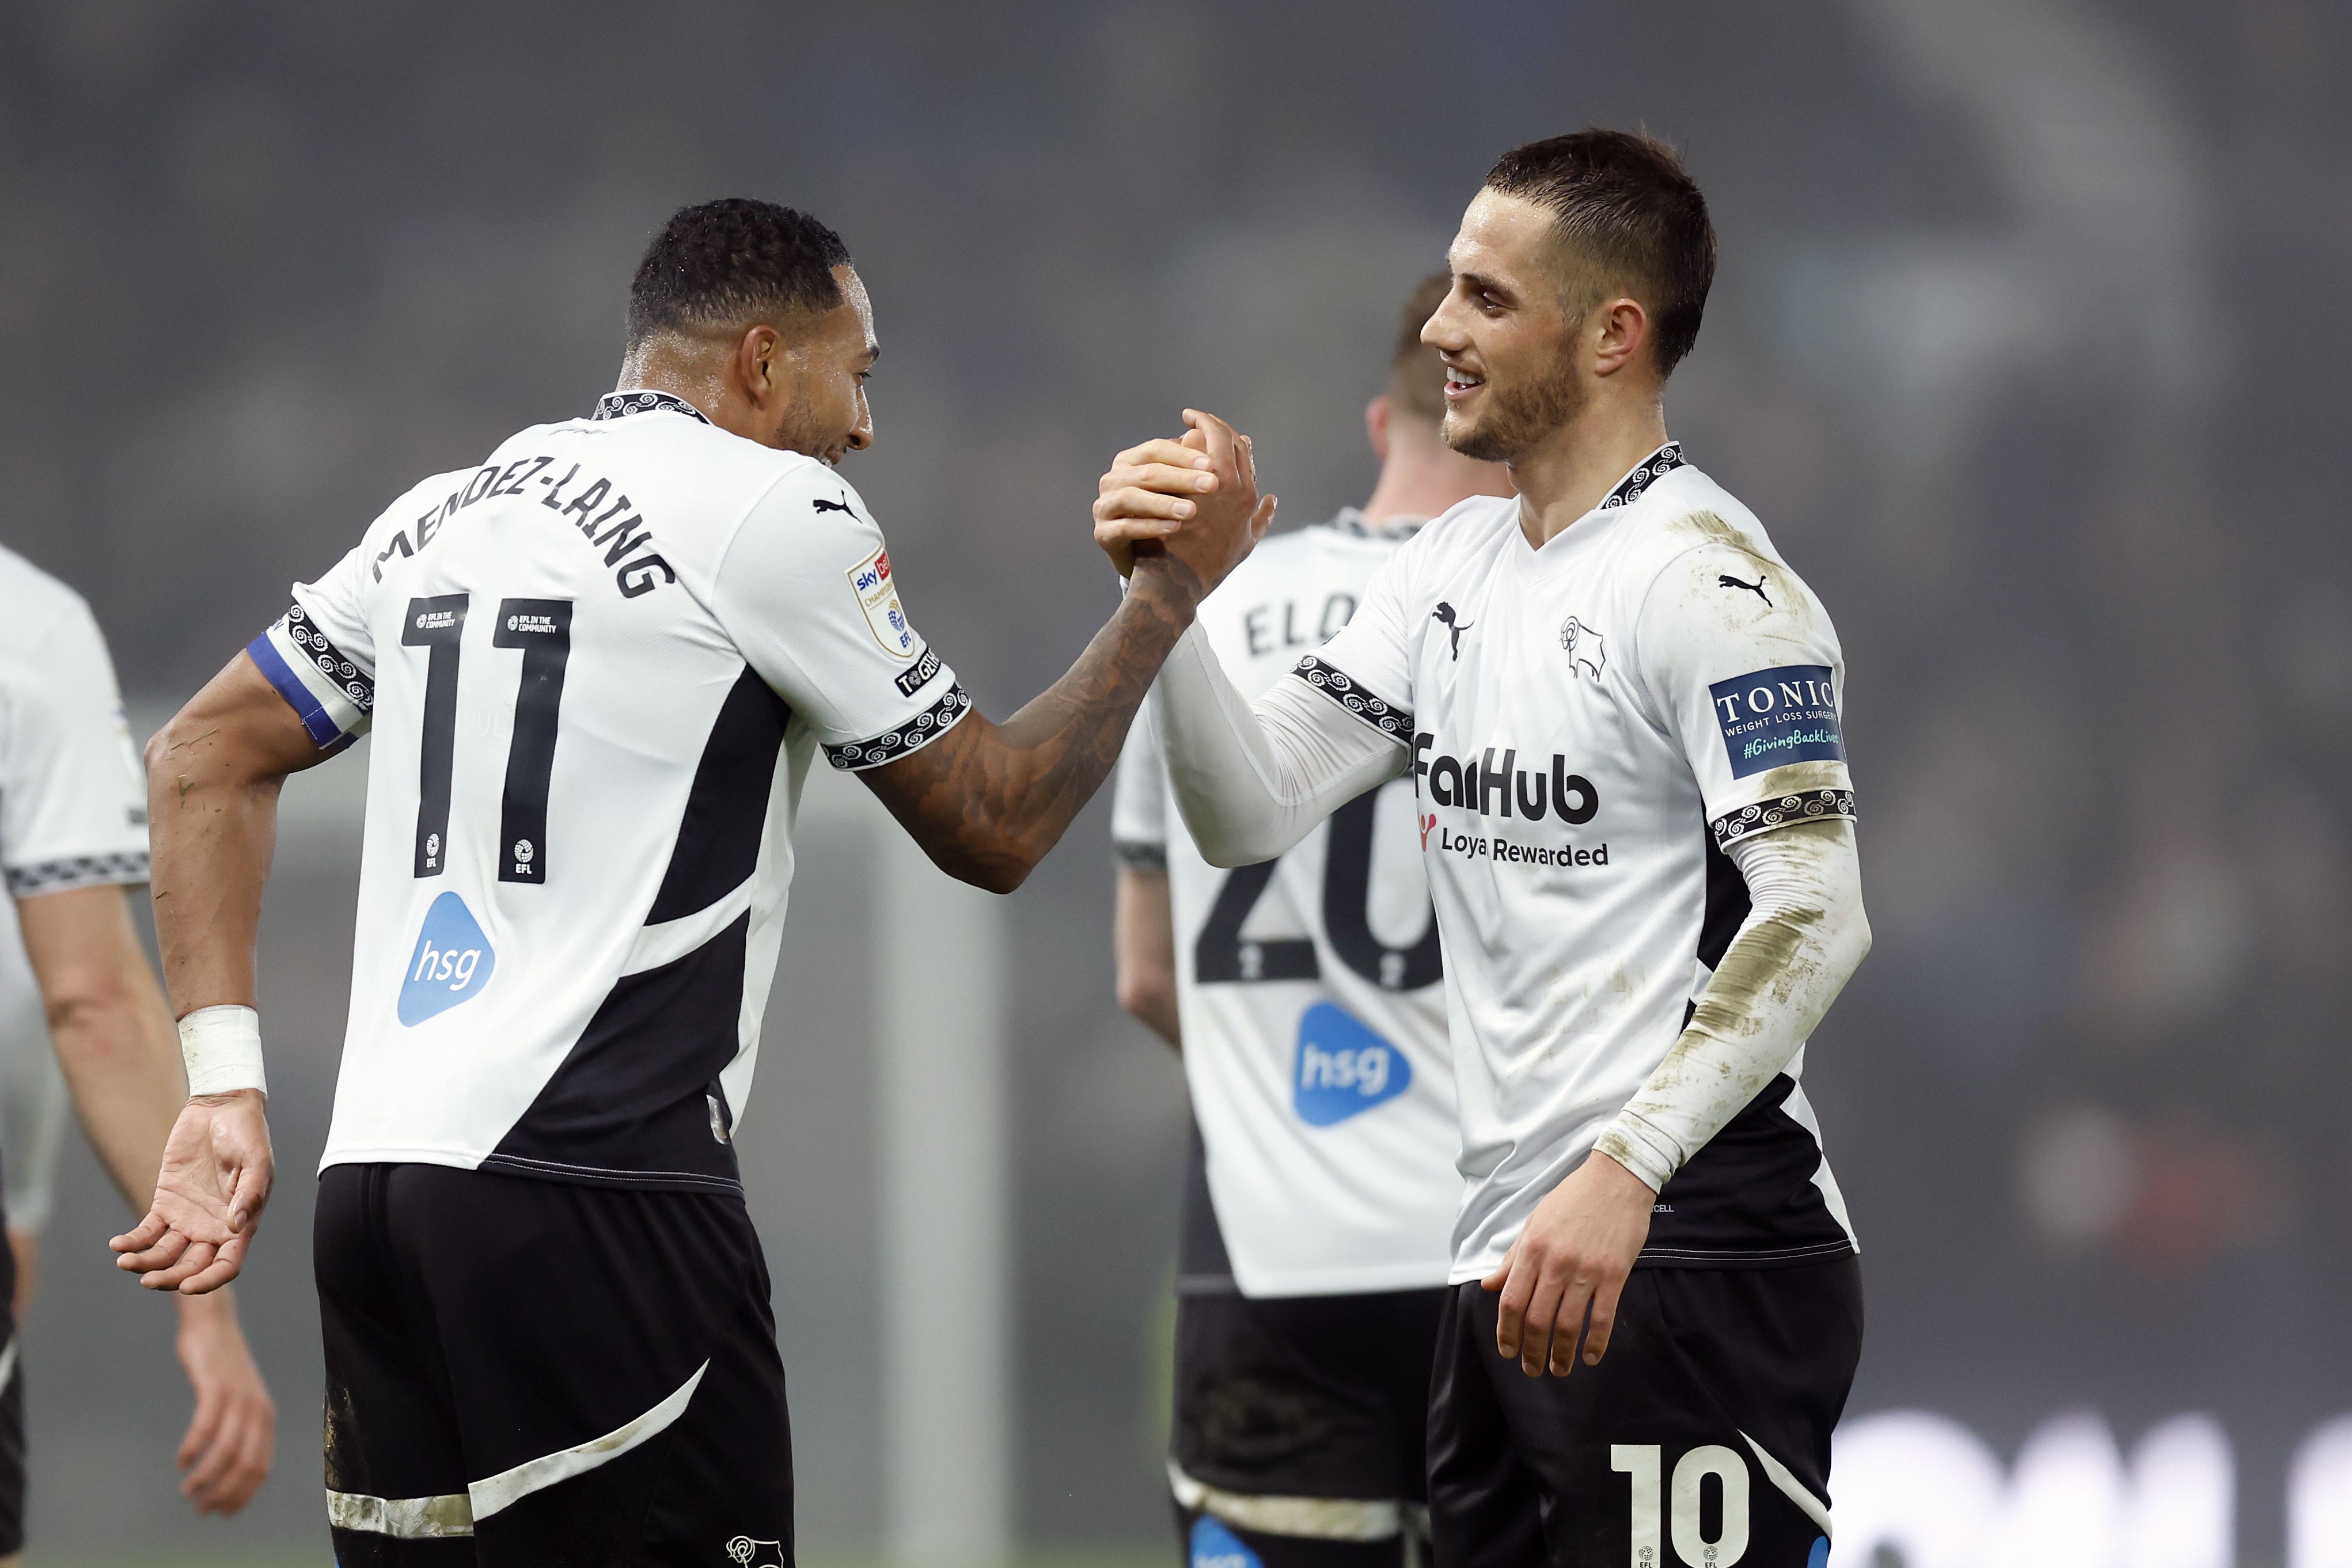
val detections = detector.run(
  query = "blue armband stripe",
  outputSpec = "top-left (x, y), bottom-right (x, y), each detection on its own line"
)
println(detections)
top-left (247, 630), bottom-right (344, 749)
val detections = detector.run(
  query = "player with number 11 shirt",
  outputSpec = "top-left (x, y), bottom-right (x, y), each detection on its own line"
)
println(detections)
top-left (119, 200), bottom-right (1276, 1566)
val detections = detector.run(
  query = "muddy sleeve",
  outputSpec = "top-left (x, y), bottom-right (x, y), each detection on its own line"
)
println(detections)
top-left (1592, 816), bottom-right (1870, 1192)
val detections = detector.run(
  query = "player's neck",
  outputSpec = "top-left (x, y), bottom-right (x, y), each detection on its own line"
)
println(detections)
top-left (1361, 424), bottom-right (1515, 527)
top-left (1508, 394), bottom-right (1670, 549)
top-left (611, 347), bottom-right (742, 441)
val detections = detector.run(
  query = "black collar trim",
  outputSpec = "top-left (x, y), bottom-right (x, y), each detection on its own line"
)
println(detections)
top-left (1600, 442), bottom-right (1684, 510)
top-left (1318, 507), bottom-right (1425, 542)
top-left (593, 390), bottom-right (712, 426)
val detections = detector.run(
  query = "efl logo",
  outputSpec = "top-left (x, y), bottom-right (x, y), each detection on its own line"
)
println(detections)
top-left (398, 892), bottom-right (496, 1026)
top-left (1292, 1002), bottom-right (1412, 1126)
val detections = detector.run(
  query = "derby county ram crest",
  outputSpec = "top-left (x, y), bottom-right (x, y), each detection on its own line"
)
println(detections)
top-left (726, 1537), bottom-right (787, 1566)
top-left (1559, 616), bottom-right (1606, 679)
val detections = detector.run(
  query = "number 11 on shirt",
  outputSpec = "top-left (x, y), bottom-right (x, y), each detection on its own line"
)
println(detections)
top-left (401, 594), bottom-right (574, 883)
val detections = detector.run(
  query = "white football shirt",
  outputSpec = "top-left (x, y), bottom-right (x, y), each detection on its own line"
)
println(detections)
top-left (1113, 513), bottom-right (1459, 1298)
top-left (1301, 446), bottom-right (1859, 1281)
top-left (251, 392), bottom-right (969, 1191)
top-left (1, 546), bottom-right (151, 1230)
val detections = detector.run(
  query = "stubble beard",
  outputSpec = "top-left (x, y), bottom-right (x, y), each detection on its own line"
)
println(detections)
top-left (1442, 356), bottom-right (1587, 465)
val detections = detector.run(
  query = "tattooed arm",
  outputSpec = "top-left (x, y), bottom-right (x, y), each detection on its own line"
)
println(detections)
top-left (860, 411), bottom-right (1274, 893)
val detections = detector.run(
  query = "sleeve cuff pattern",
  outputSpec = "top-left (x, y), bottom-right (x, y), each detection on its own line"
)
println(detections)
top-left (282, 606), bottom-right (375, 712)
top-left (1112, 838), bottom-right (1169, 872)
top-left (822, 684), bottom-right (973, 770)
top-left (6, 850), bottom-right (150, 897)
top-left (1291, 656), bottom-right (1414, 742)
top-left (1709, 788), bottom-right (1856, 850)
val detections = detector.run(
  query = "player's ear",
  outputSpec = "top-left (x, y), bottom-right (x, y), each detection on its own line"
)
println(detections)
top-left (1591, 296), bottom-right (1649, 378)
top-left (734, 324), bottom-right (782, 407)
top-left (1365, 395), bottom-right (1391, 463)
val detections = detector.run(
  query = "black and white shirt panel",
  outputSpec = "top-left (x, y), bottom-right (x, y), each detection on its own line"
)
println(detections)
top-left (249, 401), bottom-right (964, 1190)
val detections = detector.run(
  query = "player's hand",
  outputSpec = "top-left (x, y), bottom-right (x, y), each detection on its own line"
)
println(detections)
top-left (1482, 1151), bottom-right (1655, 1378)
top-left (172, 1285), bottom-right (275, 1514)
top-left (110, 1088), bottom-right (274, 1294)
top-left (1094, 409), bottom-right (1276, 589)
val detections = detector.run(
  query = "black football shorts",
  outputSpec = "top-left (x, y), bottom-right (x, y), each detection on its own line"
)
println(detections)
top-left (1171, 1286), bottom-right (1447, 1568)
top-left (315, 1163), bottom-right (794, 1567)
top-left (1428, 1255), bottom-right (1862, 1568)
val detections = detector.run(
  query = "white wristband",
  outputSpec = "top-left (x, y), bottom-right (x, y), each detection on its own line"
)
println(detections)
top-left (179, 1005), bottom-right (267, 1097)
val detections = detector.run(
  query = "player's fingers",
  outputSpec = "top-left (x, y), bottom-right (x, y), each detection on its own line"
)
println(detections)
top-left (227, 1160), bottom-right (271, 1233)
top-left (1549, 1285), bottom-right (1596, 1377)
top-left (1249, 495), bottom-right (1279, 542)
top-left (177, 1236), bottom-right (248, 1294)
top-left (111, 1209), bottom-right (172, 1253)
top-left (1579, 1271), bottom-right (1628, 1369)
top-left (1491, 1248), bottom-right (1536, 1360)
top-left (144, 1238), bottom-right (221, 1292)
top-left (116, 1225), bottom-right (194, 1273)
top-left (1182, 409), bottom-right (1238, 479)
top-left (1110, 438), bottom-right (1211, 477)
top-left (1104, 461), bottom-right (1221, 499)
top-left (1237, 433), bottom-right (1258, 494)
top-left (1519, 1257), bottom-right (1573, 1378)
top-left (1092, 488), bottom-right (1196, 525)
top-left (214, 1398), bottom-right (277, 1514)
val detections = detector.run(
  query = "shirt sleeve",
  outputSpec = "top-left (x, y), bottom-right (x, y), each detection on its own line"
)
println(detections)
top-left (1109, 691), bottom-right (1170, 872)
top-left (248, 543), bottom-right (378, 749)
top-left (1633, 541), bottom-right (1856, 850)
top-left (1283, 545), bottom-right (1418, 746)
top-left (710, 468), bottom-right (969, 770)
top-left (0, 600), bottom-right (151, 897)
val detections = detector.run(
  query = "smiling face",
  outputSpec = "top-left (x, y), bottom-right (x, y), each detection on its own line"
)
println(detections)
top-left (1422, 191), bottom-right (1593, 464)
top-left (764, 265), bottom-right (878, 464)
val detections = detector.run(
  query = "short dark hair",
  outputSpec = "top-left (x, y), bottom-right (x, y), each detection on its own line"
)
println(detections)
top-left (1387, 272), bottom-right (1454, 424)
top-left (626, 199), bottom-right (853, 346)
top-left (1482, 130), bottom-right (1714, 376)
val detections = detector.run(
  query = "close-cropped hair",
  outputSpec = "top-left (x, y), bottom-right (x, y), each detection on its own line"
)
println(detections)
top-left (1484, 130), bottom-right (1716, 377)
top-left (625, 199), bottom-right (852, 347)
top-left (1387, 272), bottom-right (1454, 424)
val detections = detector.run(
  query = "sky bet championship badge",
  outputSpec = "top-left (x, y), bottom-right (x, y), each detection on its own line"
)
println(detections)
top-left (847, 542), bottom-right (918, 658)
top-left (1709, 665), bottom-right (1845, 779)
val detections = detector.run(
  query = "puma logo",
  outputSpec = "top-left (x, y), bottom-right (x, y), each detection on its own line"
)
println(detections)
top-left (1719, 573), bottom-right (1772, 608)
top-left (812, 493), bottom-right (855, 516)
top-left (1432, 602), bottom-right (1473, 660)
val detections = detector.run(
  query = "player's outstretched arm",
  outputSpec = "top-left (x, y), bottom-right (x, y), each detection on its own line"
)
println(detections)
top-left (1486, 817), bottom-right (1871, 1379)
top-left (112, 652), bottom-right (328, 1294)
top-left (1093, 431), bottom-right (1408, 867)
top-left (860, 411), bottom-right (1273, 893)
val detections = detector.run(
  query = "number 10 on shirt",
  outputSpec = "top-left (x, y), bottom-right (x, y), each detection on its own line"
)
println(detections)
top-left (400, 594), bottom-right (574, 884)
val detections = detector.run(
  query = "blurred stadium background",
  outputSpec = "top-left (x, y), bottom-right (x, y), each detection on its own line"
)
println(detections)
top-left (5, 1), bottom-right (2350, 1563)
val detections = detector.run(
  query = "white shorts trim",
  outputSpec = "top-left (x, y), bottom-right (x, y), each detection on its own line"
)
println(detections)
top-left (1169, 1460), bottom-right (1405, 1542)
top-left (1740, 1429), bottom-right (1832, 1536)
top-left (469, 1361), bottom-right (708, 1521)
top-left (326, 1489), bottom-right (476, 1539)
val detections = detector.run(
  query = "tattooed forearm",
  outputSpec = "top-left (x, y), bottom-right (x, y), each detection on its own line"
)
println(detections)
top-left (860, 556), bottom-right (1206, 893)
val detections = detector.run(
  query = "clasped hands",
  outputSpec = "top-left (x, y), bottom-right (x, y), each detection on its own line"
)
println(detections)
top-left (1092, 408), bottom-right (1277, 594)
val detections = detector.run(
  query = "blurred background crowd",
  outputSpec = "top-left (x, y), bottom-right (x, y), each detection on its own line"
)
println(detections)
top-left (2, 0), bottom-right (2347, 1562)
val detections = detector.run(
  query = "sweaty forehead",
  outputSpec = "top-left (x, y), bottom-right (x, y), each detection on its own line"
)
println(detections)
top-left (833, 266), bottom-right (878, 358)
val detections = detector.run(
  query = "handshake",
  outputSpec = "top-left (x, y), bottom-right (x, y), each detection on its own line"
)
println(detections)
top-left (1091, 407), bottom-right (1278, 599)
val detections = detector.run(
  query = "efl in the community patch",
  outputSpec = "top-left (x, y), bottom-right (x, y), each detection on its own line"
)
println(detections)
top-left (1709, 665), bottom-right (1843, 778)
